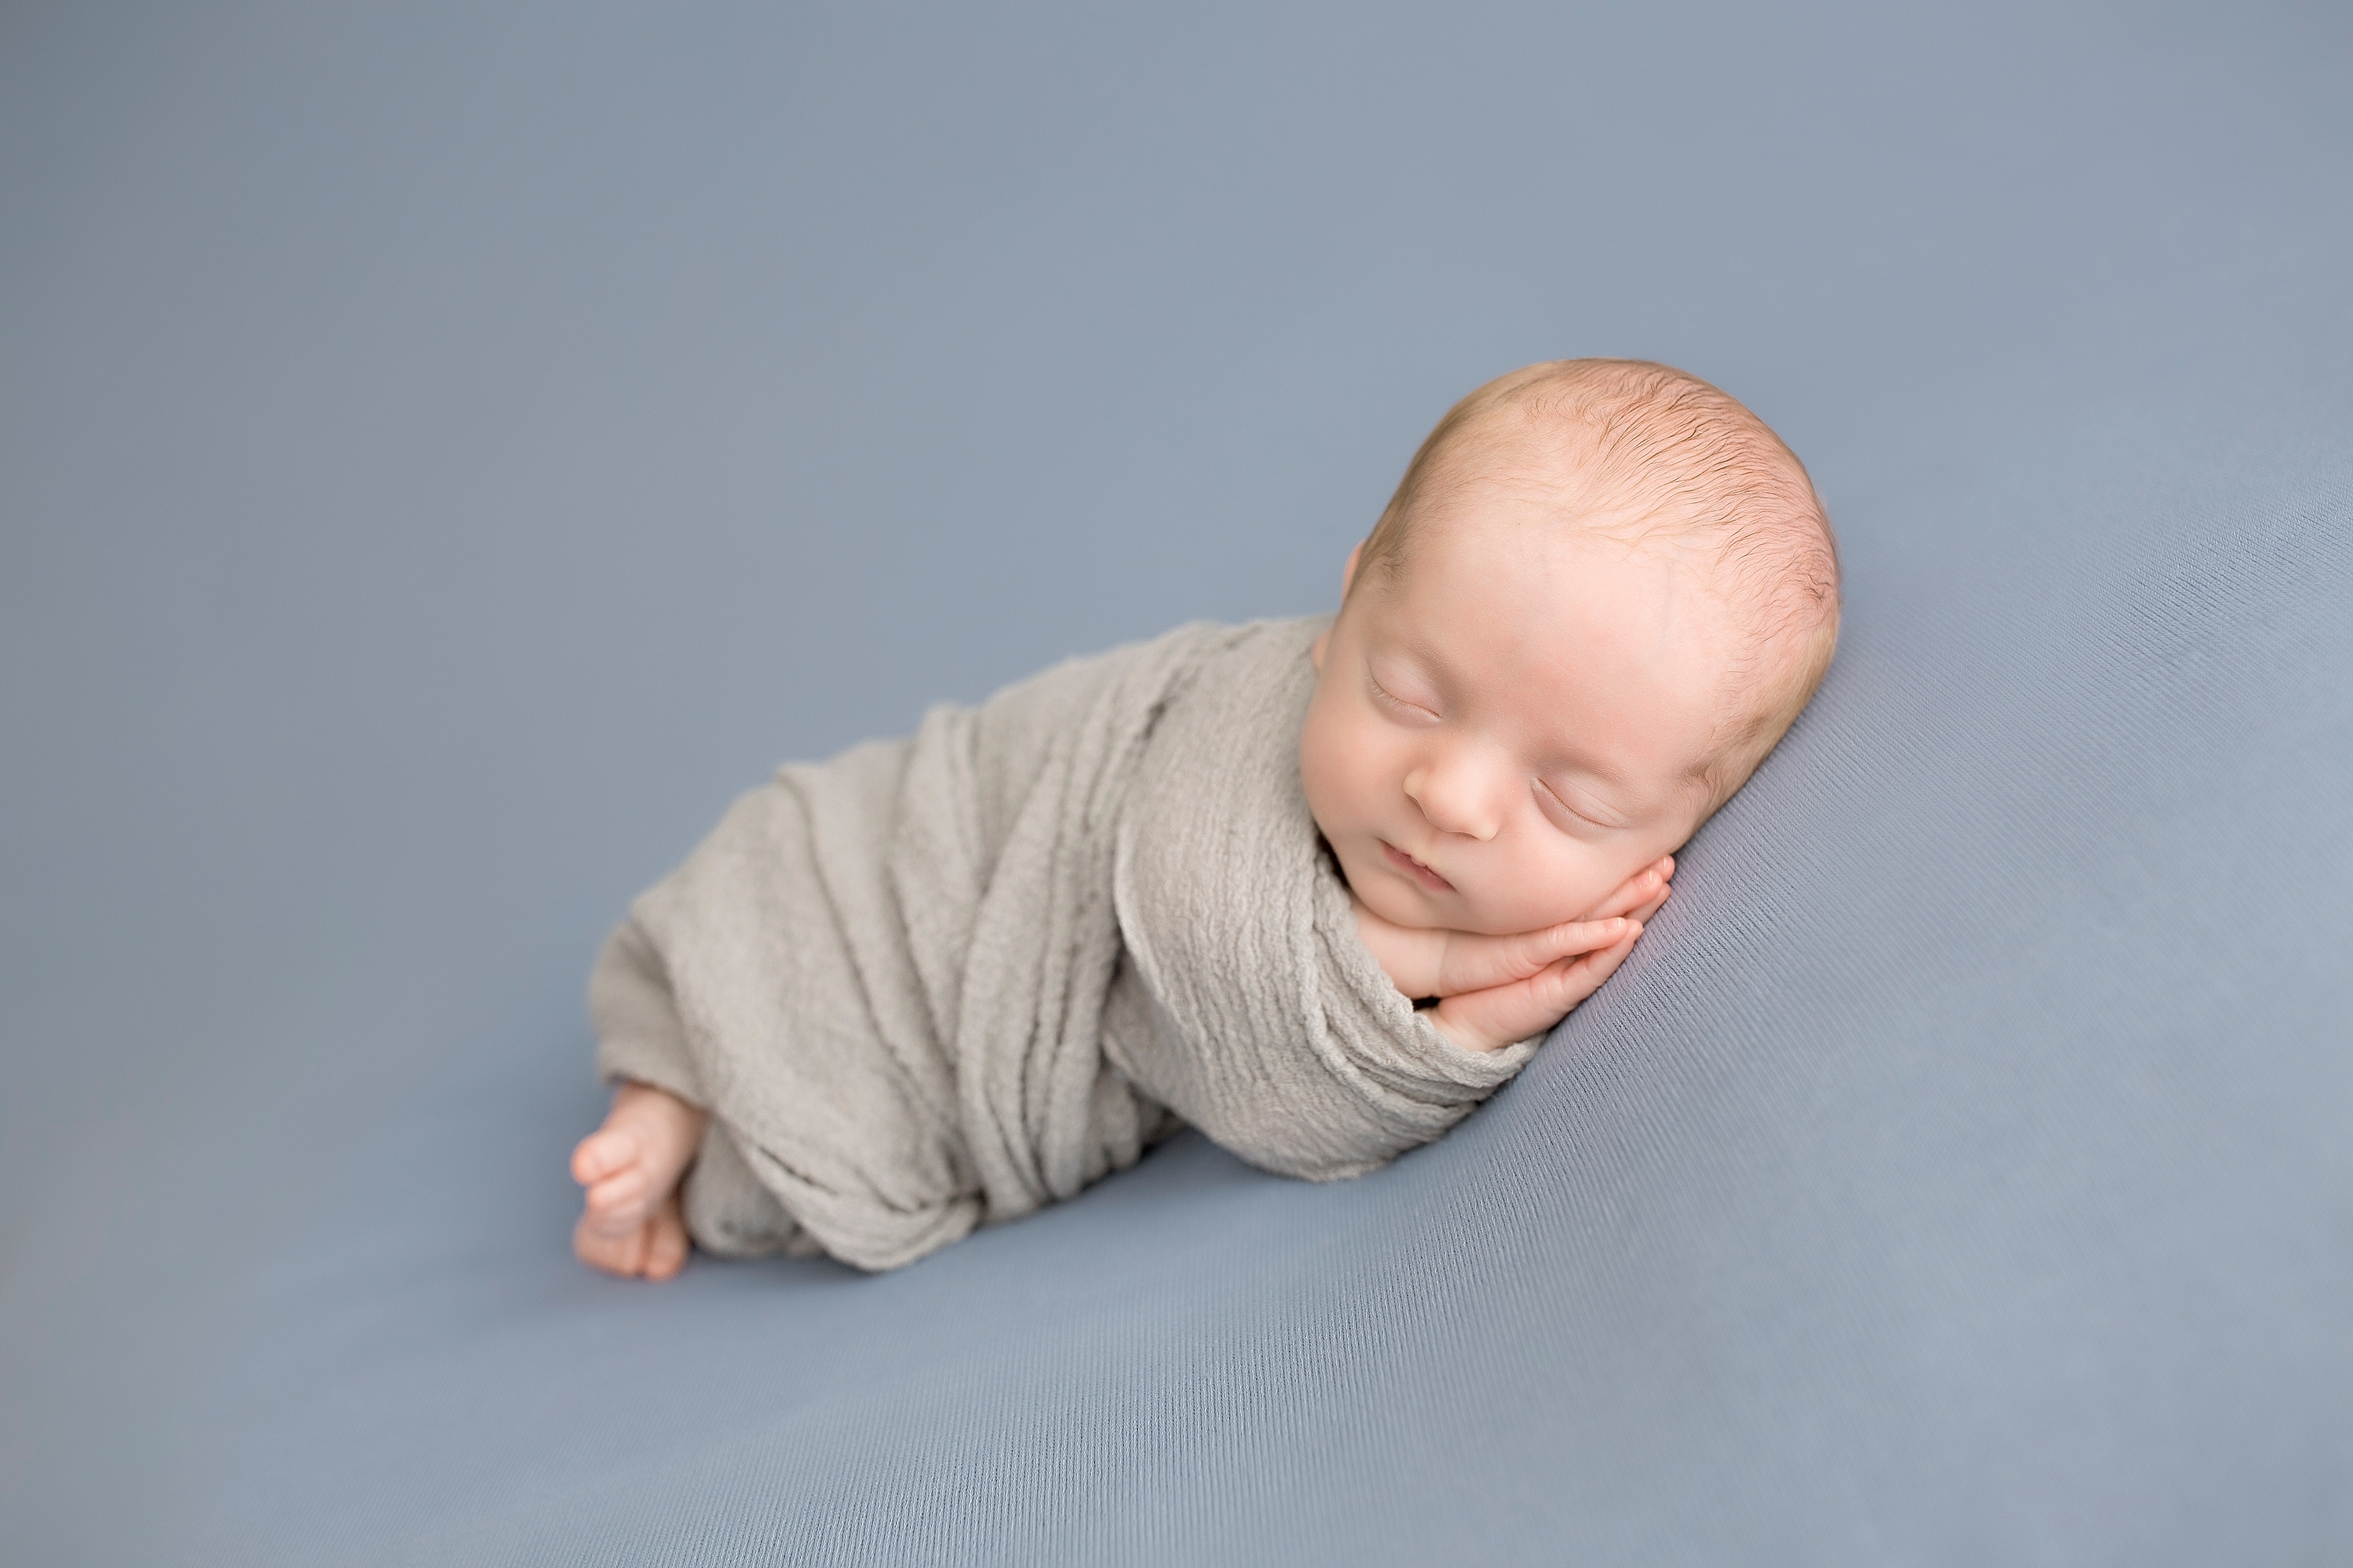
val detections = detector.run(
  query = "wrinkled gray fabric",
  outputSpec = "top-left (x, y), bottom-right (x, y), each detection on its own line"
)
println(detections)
top-left (5, 3), bottom-right (2352, 1566)
top-left (591, 616), bottom-right (1532, 1269)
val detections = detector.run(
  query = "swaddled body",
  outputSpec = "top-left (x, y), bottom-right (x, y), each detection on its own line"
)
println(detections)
top-left (570, 358), bottom-right (1843, 1278)
top-left (592, 617), bottom-right (1534, 1272)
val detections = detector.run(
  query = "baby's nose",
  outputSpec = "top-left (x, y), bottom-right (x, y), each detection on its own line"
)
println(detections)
top-left (1404, 764), bottom-right (1502, 841)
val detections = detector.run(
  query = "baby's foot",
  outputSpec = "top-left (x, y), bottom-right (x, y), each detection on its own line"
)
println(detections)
top-left (570, 1081), bottom-right (709, 1281)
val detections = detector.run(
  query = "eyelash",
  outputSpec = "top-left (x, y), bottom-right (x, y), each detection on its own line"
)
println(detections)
top-left (1536, 778), bottom-right (1610, 830)
top-left (1368, 673), bottom-right (1437, 719)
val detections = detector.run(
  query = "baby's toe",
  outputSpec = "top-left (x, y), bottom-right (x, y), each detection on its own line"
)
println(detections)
top-left (642, 1202), bottom-right (690, 1282)
top-left (573, 1212), bottom-right (645, 1276)
top-left (583, 1168), bottom-right (652, 1232)
top-left (570, 1127), bottom-right (640, 1186)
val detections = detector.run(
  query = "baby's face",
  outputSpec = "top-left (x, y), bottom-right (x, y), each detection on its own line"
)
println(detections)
top-left (1300, 503), bottom-right (1733, 936)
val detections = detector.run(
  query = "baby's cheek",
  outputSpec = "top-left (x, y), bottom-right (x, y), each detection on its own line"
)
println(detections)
top-left (1296, 703), bottom-right (1368, 829)
top-left (1481, 847), bottom-right (1607, 930)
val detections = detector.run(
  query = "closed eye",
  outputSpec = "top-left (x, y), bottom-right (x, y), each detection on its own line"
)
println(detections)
top-left (1536, 778), bottom-right (1620, 831)
top-left (1367, 671), bottom-right (1440, 721)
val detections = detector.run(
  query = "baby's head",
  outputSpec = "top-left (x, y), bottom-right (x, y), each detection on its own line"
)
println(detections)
top-left (1300, 359), bottom-right (1840, 936)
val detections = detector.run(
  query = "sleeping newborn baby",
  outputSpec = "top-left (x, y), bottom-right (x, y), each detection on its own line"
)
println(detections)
top-left (571, 358), bottom-right (1841, 1278)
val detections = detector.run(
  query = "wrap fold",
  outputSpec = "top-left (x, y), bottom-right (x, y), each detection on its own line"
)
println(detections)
top-left (592, 616), bottom-right (1537, 1271)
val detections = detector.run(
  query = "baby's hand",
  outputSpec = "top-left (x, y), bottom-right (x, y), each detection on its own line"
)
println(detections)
top-left (1353, 856), bottom-right (1673, 1054)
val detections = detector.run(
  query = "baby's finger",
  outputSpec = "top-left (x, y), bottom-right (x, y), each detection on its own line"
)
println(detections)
top-left (1431, 975), bottom-right (1566, 1053)
top-left (1584, 883), bottom-right (1645, 921)
top-left (1587, 856), bottom-right (1676, 921)
top-left (1437, 930), bottom-right (1633, 1048)
top-left (1532, 928), bottom-right (1640, 1014)
top-left (1523, 914), bottom-right (1638, 964)
top-left (1443, 916), bottom-right (1634, 992)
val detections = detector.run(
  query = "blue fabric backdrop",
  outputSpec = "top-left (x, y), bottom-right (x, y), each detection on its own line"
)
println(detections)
top-left (2, 3), bottom-right (2347, 1562)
